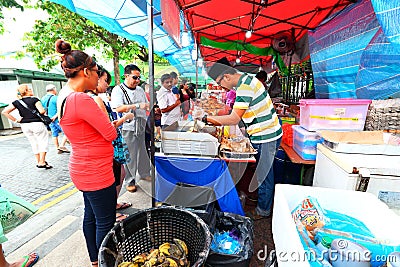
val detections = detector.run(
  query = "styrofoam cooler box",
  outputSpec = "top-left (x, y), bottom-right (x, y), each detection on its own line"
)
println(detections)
top-left (314, 144), bottom-right (400, 212)
top-left (299, 99), bottom-right (371, 131)
top-left (292, 125), bottom-right (323, 160)
top-left (272, 184), bottom-right (400, 267)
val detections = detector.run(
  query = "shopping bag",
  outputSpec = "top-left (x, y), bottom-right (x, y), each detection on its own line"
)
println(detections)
top-left (0, 187), bottom-right (38, 234)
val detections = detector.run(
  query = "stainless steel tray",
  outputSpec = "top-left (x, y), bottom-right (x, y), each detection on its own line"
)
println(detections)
top-left (220, 150), bottom-right (258, 159)
top-left (161, 121), bottom-right (219, 156)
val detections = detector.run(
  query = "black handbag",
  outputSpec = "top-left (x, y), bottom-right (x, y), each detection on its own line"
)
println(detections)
top-left (18, 100), bottom-right (52, 130)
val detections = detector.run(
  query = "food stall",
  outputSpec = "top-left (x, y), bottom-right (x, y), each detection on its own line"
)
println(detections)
top-left (155, 92), bottom-right (258, 216)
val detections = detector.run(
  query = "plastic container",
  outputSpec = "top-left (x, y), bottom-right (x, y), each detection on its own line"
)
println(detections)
top-left (292, 125), bottom-right (323, 160)
top-left (329, 239), bottom-right (371, 267)
top-left (299, 99), bottom-right (371, 131)
top-left (316, 236), bottom-right (333, 262)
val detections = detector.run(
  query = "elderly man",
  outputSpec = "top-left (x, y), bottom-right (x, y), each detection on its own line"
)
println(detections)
top-left (111, 64), bottom-right (150, 193)
top-left (40, 84), bottom-right (69, 153)
top-left (203, 57), bottom-right (282, 219)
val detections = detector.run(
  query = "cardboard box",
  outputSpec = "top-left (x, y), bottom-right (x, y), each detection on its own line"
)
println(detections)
top-left (319, 130), bottom-right (400, 155)
top-left (272, 184), bottom-right (400, 267)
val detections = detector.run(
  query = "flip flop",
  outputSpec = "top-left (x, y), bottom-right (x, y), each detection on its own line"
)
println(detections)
top-left (116, 201), bottom-right (132, 210)
top-left (36, 164), bottom-right (53, 169)
top-left (116, 213), bottom-right (128, 223)
top-left (21, 252), bottom-right (39, 267)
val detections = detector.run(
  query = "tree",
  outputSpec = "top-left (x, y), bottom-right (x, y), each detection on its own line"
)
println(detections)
top-left (24, 0), bottom-right (168, 84)
top-left (0, 0), bottom-right (27, 34)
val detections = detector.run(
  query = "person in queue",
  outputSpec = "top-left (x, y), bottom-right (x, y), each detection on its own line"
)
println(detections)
top-left (40, 84), bottom-right (70, 154)
top-left (111, 64), bottom-right (151, 193)
top-left (2, 84), bottom-right (52, 169)
top-left (202, 57), bottom-right (283, 220)
top-left (90, 67), bottom-right (134, 222)
top-left (55, 39), bottom-right (117, 267)
top-left (156, 73), bottom-right (181, 128)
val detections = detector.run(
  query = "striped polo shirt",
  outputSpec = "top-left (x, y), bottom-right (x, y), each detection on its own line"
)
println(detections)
top-left (233, 74), bottom-right (283, 143)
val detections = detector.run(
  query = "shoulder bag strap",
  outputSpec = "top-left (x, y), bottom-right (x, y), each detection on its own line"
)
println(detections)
top-left (59, 97), bottom-right (68, 120)
top-left (18, 99), bottom-right (38, 115)
top-left (45, 95), bottom-right (54, 109)
top-left (119, 84), bottom-right (132, 104)
top-left (119, 84), bottom-right (137, 117)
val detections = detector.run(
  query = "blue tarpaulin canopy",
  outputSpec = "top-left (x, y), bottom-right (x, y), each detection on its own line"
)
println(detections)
top-left (50, 0), bottom-right (198, 76)
top-left (309, 0), bottom-right (400, 99)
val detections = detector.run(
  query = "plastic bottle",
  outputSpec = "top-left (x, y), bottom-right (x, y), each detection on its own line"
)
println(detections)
top-left (316, 236), bottom-right (333, 262)
top-left (329, 238), bottom-right (371, 267)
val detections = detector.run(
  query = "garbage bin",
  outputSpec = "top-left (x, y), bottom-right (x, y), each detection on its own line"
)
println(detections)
top-left (0, 103), bottom-right (12, 130)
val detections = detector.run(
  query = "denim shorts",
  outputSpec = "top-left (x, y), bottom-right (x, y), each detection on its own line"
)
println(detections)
top-left (49, 120), bottom-right (63, 137)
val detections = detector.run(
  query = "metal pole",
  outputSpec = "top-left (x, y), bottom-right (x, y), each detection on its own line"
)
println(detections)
top-left (195, 44), bottom-right (199, 96)
top-left (148, 0), bottom-right (156, 207)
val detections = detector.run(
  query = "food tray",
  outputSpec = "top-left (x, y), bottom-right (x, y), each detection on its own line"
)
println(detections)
top-left (162, 121), bottom-right (219, 157)
top-left (221, 150), bottom-right (257, 159)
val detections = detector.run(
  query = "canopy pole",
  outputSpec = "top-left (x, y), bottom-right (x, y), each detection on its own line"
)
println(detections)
top-left (195, 44), bottom-right (199, 96)
top-left (148, 0), bottom-right (156, 207)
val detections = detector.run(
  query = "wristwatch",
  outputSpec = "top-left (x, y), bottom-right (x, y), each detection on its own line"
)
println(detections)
top-left (202, 114), bottom-right (208, 124)
top-left (135, 103), bottom-right (140, 109)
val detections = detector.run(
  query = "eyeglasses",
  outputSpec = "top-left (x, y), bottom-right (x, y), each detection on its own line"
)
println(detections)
top-left (88, 68), bottom-right (101, 77)
top-left (127, 74), bottom-right (141, 80)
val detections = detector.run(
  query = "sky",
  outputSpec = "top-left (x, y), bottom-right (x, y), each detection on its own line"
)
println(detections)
top-left (0, 7), bottom-right (48, 54)
top-left (0, 7), bottom-right (51, 70)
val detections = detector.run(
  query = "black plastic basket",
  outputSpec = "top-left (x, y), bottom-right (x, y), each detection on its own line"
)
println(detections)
top-left (99, 206), bottom-right (212, 267)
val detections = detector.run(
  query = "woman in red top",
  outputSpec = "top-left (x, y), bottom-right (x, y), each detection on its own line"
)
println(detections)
top-left (55, 39), bottom-right (117, 267)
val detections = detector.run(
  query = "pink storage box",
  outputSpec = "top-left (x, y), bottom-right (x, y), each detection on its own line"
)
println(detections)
top-left (299, 99), bottom-right (371, 131)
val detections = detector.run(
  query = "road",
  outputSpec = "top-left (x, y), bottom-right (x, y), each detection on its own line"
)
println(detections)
top-left (0, 132), bottom-right (152, 266)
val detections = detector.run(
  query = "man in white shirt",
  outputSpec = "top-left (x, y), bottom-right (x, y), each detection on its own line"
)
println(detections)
top-left (111, 64), bottom-right (150, 193)
top-left (156, 73), bottom-right (181, 127)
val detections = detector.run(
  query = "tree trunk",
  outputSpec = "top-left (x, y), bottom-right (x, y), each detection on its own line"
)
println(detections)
top-left (113, 48), bottom-right (120, 85)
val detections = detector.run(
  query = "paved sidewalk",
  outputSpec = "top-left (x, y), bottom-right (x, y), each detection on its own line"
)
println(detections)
top-left (0, 128), bottom-right (153, 267)
top-left (5, 180), bottom-right (152, 267)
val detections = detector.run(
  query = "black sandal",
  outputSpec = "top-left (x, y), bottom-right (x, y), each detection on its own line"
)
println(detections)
top-left (36, 164), bottom-right (53, 169)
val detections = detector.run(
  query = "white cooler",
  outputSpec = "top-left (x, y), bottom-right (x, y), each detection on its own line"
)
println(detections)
top-left (313, 143), bottom-right (400, 213)
top-left (272, 184), bottom-right (400, 267)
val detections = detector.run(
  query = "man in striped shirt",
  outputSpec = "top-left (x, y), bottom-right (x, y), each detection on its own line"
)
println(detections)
top-left (205, 58), bottom-right (283, 219)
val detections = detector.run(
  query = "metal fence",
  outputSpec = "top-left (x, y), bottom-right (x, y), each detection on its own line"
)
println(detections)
top-left (280, 71), bottom-right (314, 104)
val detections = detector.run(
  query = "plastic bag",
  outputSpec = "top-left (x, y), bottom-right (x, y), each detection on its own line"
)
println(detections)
top-left (0, 187), bottom-right (38, 237)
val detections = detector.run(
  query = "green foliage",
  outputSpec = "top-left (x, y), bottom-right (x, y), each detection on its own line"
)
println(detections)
top-left (23, 0), bottom-right (169, 82)
top-left (0, 0), bottom-right (27, 34)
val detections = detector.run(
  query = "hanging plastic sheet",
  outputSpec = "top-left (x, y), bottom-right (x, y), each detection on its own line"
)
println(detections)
top-left (309, 0), bottom-right (380, 99)
top-left (355, 28), bottom-right (400, 99)
top-left (370, 0), bottom-right (400, 47)
top-left (309, 0), bottom-right (400, 99)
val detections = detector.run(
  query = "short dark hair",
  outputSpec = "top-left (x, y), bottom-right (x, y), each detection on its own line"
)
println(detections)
top-left (98, 65), bottom-right (112, 85)
top-left (161, 73), bottom-right (172, 83)
top-left (170, 71), bottom-right (178, 79)
top-left (256, 70), bottom-right (268, 82)
top-left (124, 64), bottom-right (141, 74)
